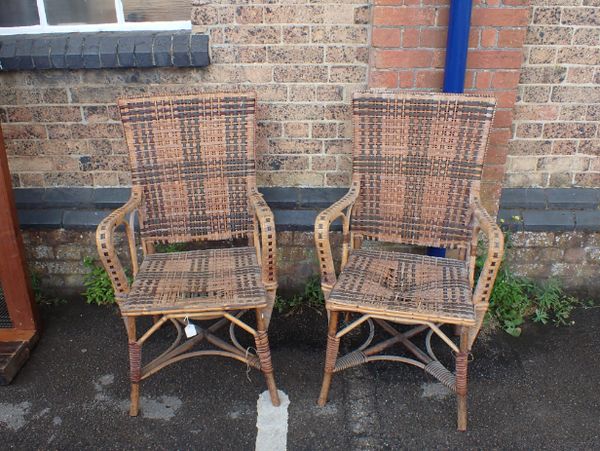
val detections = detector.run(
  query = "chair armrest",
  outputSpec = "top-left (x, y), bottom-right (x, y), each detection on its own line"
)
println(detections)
top-left (314, 181), bottom-right (360, 295)
top-left (471, 198), bottom-right (504, 306)
top-left (469, 197), bottom-right (504, 346)
top-left (96, 189), bottom-right (143, 301)
top-left (249, 189), bottom-right (277, 290)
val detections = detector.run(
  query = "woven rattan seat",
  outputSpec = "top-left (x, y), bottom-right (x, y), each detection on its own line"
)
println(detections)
top-left (95, 92), bottom-right (281, 416)
top-left (315, 91), bottom-right (505, 431)
top-left (328, 249), bottom-right (474, 325)
top-left (121, 247), bottom-right (267, 315)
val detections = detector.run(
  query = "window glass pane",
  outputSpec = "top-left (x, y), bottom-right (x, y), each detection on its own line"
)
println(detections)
top-left (123, 0), bottom-right (190, 22)
top-left (45, 0), bottom-right (117, 25)
top-left (0, 0), bottom-right (40, 27)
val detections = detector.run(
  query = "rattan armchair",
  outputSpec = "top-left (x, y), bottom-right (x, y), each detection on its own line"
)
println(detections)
top-left (315, 91), bottom-right (503, 431)
top-left (96, 92), bottom-right (280, 416)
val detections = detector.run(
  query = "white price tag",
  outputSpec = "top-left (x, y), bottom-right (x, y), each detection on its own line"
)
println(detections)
top-left (185, 322), bottom-right (197, 338)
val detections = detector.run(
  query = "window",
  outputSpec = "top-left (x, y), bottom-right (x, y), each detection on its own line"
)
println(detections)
top-left (0, 0), bottom-right (191, 35)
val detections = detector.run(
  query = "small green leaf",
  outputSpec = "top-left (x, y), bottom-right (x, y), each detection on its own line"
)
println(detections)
top-left (82, 256), bottom-right (131, 306)
top-left (505, 326), bottom-right (522, 337)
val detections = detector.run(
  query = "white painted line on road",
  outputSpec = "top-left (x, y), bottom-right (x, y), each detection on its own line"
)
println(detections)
top-left (255, 390), bottom-right (290, 451)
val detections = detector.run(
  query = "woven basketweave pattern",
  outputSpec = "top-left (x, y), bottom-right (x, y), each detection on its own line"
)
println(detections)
top-left (118, 92), bottom-right (257, 243)
top-left (328, 249), bottom-right (475, 325)
top-left (121, 247), bottom-right (267, 315)
top-left (350, 92), bottom-right (496, 249)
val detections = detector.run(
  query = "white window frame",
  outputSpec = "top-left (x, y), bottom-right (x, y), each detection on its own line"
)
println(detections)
top-left (0, 0), bottom-right (191, 36)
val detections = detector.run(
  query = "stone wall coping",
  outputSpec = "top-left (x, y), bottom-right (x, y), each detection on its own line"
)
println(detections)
top-left (12, 187), bottom-right (600, 232)
top-left (501, 188), bottom-right (600, 211)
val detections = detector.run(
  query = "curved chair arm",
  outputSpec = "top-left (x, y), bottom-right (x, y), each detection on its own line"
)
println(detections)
top-left (96, 189), bottom-right (143, 302)
top-left (314, 181), bottom-right (360, 296)
top-left (469, 197), bottom-right (505, 347)
top-left (249, 189), bottom-right (277, 291)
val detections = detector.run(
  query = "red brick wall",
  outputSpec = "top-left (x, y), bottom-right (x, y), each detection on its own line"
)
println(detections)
top-left (369, 0), bottom-right (531, 211)
top-left (1, 0), bottom-right (532, 210)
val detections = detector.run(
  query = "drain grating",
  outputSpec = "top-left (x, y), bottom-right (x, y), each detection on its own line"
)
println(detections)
top-left (0, 285), bottom-right (13, 328)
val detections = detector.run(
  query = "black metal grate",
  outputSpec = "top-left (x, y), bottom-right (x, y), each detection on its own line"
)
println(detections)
top-left (0, 284), bottom-right (13, 328)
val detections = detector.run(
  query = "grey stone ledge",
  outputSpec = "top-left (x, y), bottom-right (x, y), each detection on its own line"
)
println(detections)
top-left (522, 210), bottom-right (576, 232)
top-left (575, 211), bottom-right (600, 232)
top-left (500, 188), bottom-right (546, 210)
top-left (501, 188), bottom-right (600, 210)
top-left (12, 187), bottom-right (600, 232)
top-left (547, 188), bottom-right (600, 210)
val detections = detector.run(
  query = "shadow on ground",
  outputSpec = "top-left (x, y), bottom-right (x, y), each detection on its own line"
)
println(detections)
top-left (0, 300), bottom-right (599, 449)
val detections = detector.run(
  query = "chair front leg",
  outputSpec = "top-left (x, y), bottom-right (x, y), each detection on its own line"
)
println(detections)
top-left (456, 329), bottom-right (469, 431)
top-left (254, 309), bottom-right (280, 407)
top-left (125, 316), bottom-right (141, 417)
top-left (318, 310), bottom-right (340, 406)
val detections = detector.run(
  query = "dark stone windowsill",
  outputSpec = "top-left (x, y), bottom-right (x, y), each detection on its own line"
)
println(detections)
top-left (0, 31), bottom-right (209, 71)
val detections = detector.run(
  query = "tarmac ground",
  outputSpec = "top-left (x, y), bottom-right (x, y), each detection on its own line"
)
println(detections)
top-left (0, 299), bottom-right (599, 450)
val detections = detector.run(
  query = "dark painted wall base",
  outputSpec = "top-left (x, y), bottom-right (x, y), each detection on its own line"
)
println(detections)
top-left (12, 187), bottom-right (600, 232)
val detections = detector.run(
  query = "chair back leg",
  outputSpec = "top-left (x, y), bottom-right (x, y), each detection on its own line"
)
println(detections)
top-left (318, 310), bottom-right (340, 406)
top-left (126, 316), bottom-right (141, 417)
top-left (456, 329), bottom-right (469, 431)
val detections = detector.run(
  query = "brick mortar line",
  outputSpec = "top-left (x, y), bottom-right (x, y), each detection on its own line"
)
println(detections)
top-left (521, 64), bottom-right (600, 67)
top-left (512, 120), bottom-right (599, 123)
top-left (274, 64), bottom-right (369, 67)
top-left (523, 43), bottom-right (598, 45)
top-left (211, 43), bottom-right (369, 46)
top-left (4, 121), bottom-right (122, 125)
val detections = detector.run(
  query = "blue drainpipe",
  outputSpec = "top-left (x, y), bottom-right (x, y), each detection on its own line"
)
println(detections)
top-left (443, 0), bottom-right (474, 93)
top-left (428, 0), bottom-right (473, 258)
